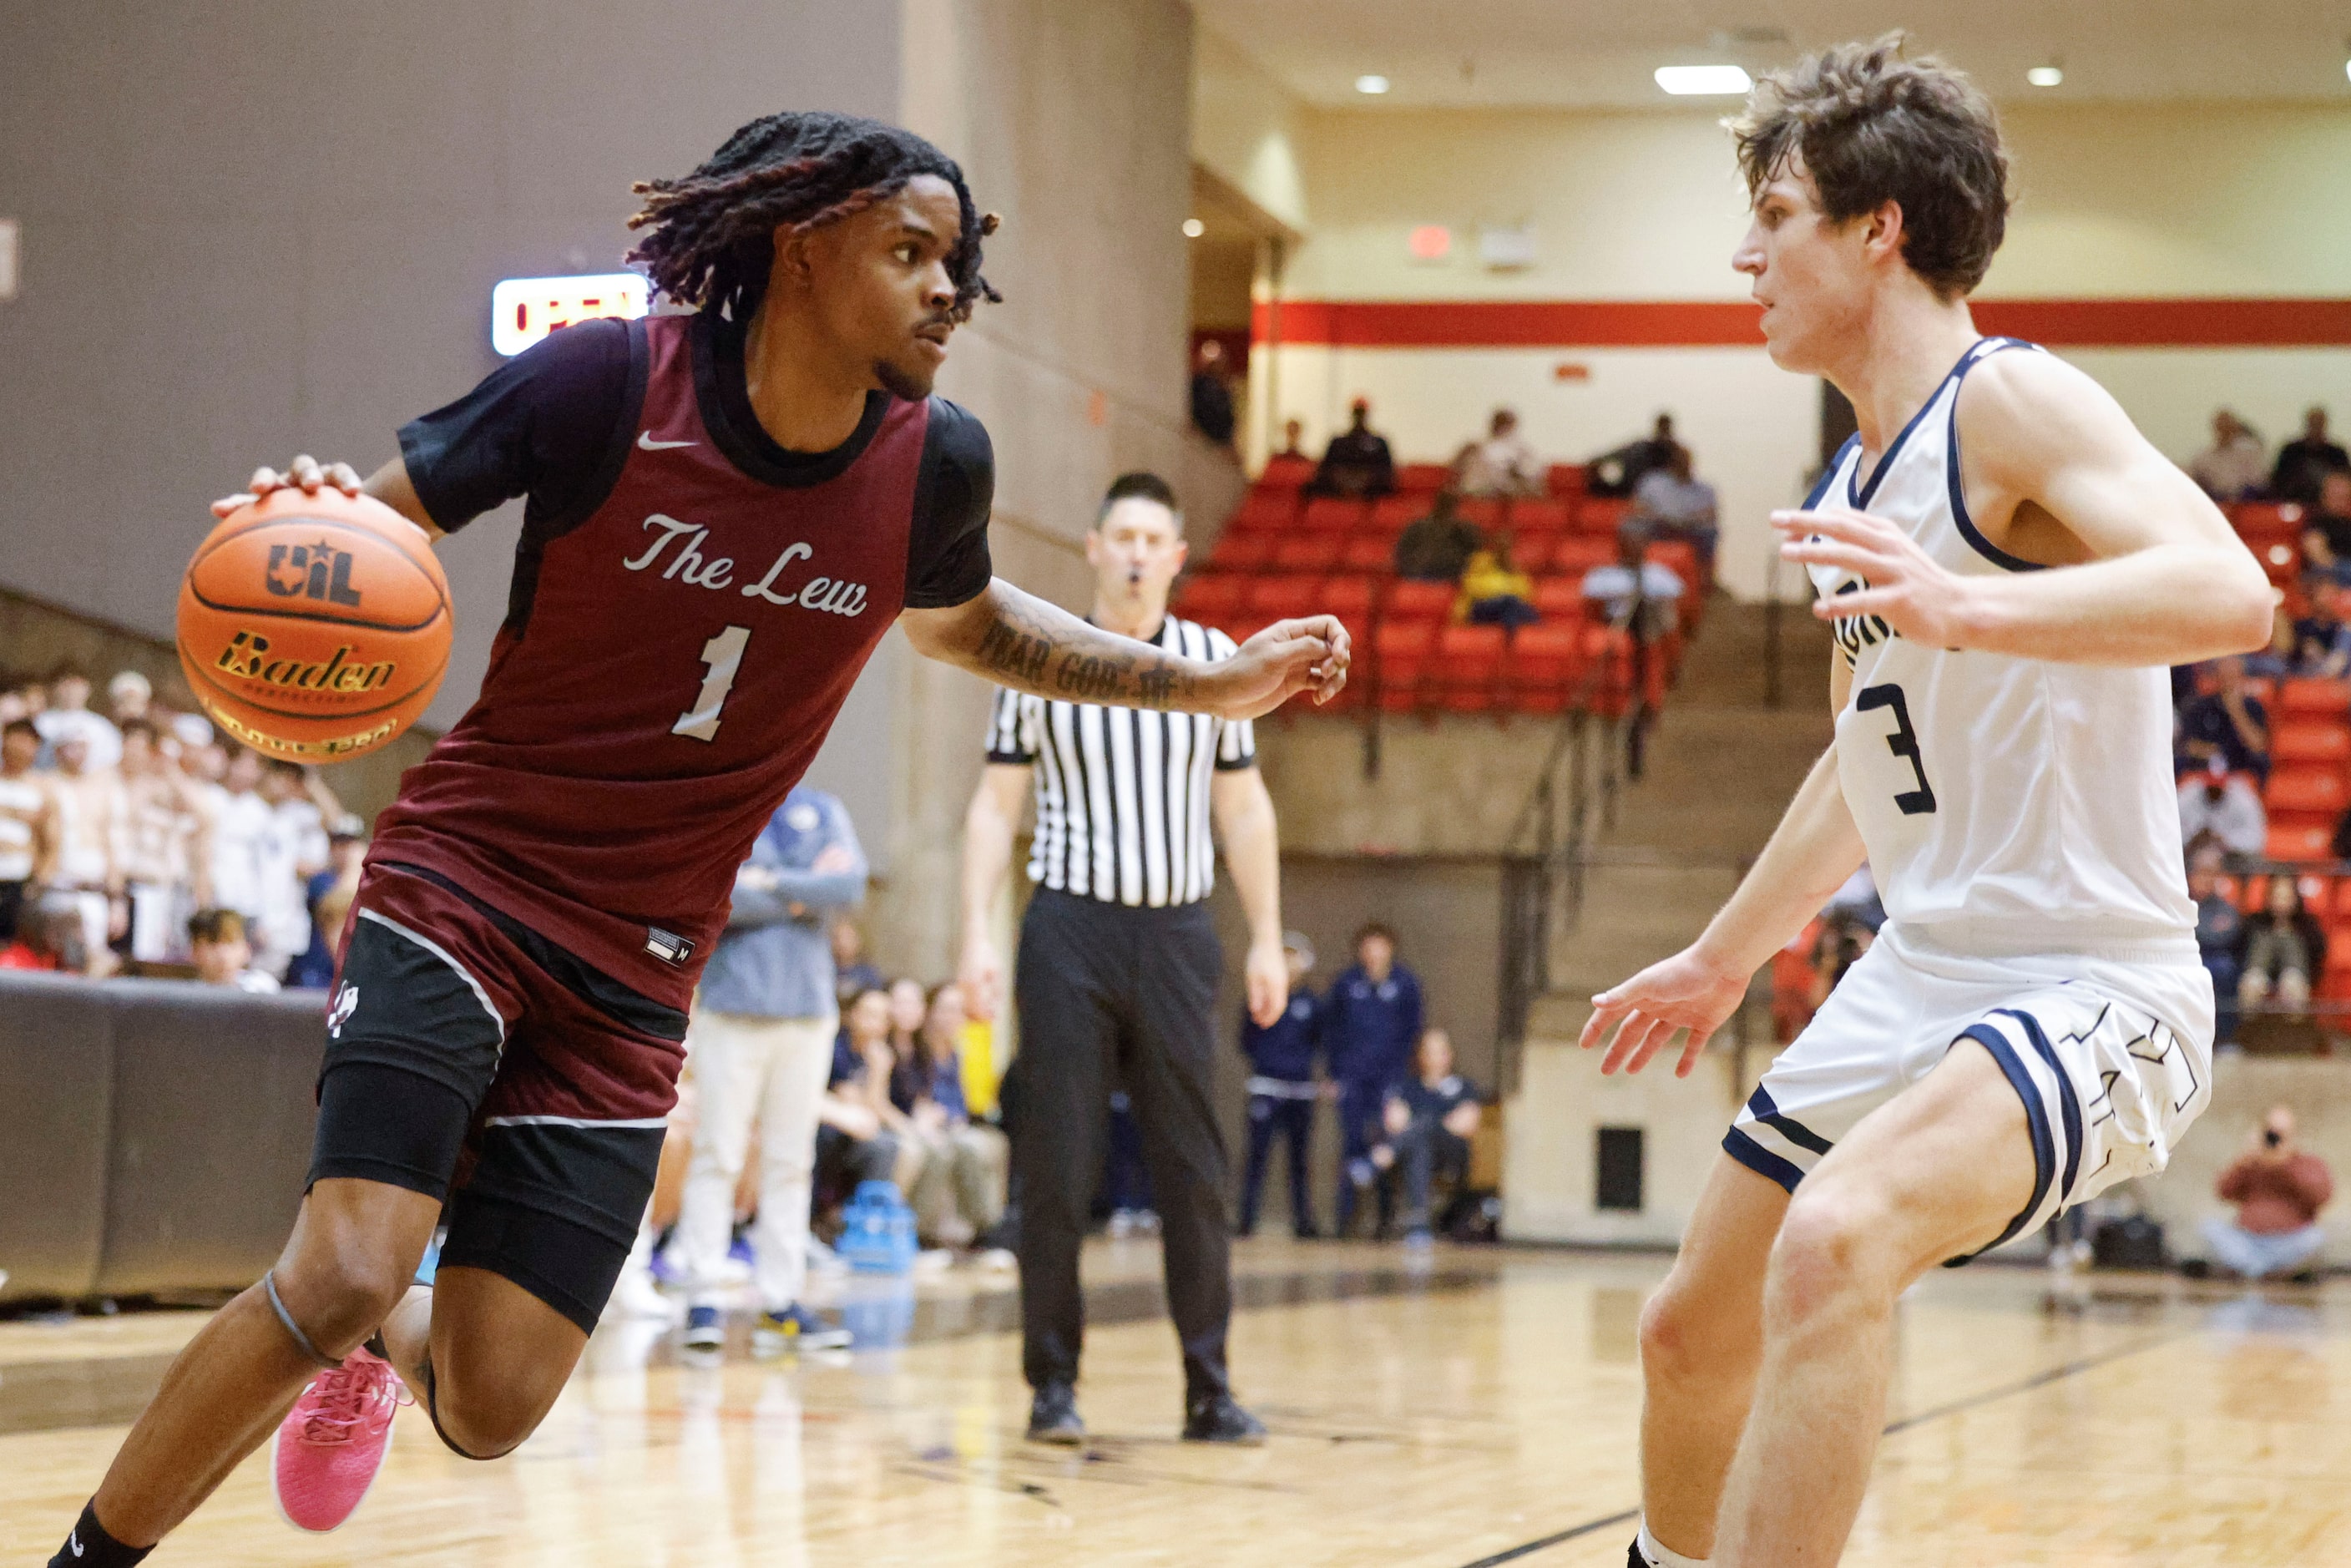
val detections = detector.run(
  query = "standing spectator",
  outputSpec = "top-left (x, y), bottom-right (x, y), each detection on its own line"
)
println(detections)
top-left (1454, 535), bottom-right (1541, 629)
top-left (287, 818), bottom-right (369, 989)
top-left (2177, 755), bottom-right (2266, 859)
top-left (250, 760), bottom-right (329, 979)
top-left (2273, 407), bottom-right (2351, 506)
top-left (187, 907), bottom-right (281, 993)
top-left (34, 665), bottom-right (123, 772)
top-left (675, 786), bottom-right (867, 1356)
top-left (2201, 1108), bottom-right (2333, 1282)
top-left (2238, 875), bottom-right (2324, 1015)
top-left (1189, 340), bottom-right (1236, 448)
top-left (1322, 923), bottom-right (1424, 1237)
top-left (2298, 472), bottom-right (2351, 582)
top-left (901, 982), bottom-right (1009, 1247)
top-left (1373, 1028), bottom-right (1483, 1249)
top-left (1632, 445), bottom-right (1722, 583)
top-left (117, 720), bottom-right (209, 968)
top-left (1236, 931), bottom-right (1322, 1240)
top-left (200, 748), bottom-right (270, 938)
top-left (107, 670), bottom-right (154, 731)
top-left (0, 717), bottom-right (58, 942)
top-left (44, 732), bottom-right (124, 975)
top-left (1393, 488), bottom-right (1484, 582)
top-left (2291, 575), bottom-right (2351, 675)
top-left (2177, 655), bottom-right (2272, 784)
top-left (1459, 408), bottom-right (1544, 498)
top-left (1308, 399), bottom-right (1397, 498)
top-left (2187, 848), bottom-right (2243, 1044)
top-left (2188, 408), bottom-right (2269, 502)
top-left (830, 915), bottom-right (883, 1013)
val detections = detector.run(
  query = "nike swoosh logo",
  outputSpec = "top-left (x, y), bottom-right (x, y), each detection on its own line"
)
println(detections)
top-left (638, 432), bottom-right (697, 450)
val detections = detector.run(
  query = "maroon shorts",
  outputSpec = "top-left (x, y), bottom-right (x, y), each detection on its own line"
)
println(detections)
top-left (306, 862), bottom-right (689, 1332)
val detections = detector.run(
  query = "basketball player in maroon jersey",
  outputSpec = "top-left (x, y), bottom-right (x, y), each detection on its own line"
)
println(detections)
top-left (48, 113), bottom-right (1347, 1567)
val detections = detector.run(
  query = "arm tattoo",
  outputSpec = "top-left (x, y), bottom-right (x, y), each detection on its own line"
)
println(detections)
top-left (971, 594), bottom-right (1204, 711)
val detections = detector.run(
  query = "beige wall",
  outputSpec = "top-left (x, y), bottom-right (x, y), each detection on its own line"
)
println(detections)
top-left (1190, 27), bottom-right (1310, 234)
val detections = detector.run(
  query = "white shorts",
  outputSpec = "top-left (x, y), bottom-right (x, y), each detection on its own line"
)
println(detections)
top-left (1730, 923), bottom-right (2216, 1256)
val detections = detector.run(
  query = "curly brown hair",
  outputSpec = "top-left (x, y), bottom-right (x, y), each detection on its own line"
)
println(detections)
top-left (625, 111), bottom-right (1001, 322)
top-left (1730, 35), bottom-right (2010, 299)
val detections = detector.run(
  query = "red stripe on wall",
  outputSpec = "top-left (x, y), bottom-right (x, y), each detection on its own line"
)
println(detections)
top-left (1252, 297), bottom-right (2351, 349)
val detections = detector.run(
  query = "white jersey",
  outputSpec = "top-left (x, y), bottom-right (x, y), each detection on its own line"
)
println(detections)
top-left (1807, 336), bottom-right (2195, 954)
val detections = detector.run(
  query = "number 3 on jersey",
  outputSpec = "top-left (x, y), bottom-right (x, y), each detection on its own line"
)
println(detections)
top-left (674, 625), bottom-right (750, 742)
top-left (1855, 682), bottom-right (1937, 815)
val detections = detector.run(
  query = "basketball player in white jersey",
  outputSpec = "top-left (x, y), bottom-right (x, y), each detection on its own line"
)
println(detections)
top-left (1585, 40), bottom-right (2273, 1568)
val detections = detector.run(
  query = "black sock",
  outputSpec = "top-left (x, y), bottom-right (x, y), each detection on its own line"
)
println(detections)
top-left (53, 1500), bottom-right (152, 1567)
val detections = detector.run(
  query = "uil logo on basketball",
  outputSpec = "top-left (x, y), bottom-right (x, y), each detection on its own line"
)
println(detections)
top-left (328, 984), bottom-right (360, 1038)
top-left (265, 540), bottom-right (364, 608)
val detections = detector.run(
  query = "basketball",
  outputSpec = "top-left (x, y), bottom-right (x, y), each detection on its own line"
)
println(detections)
top-left (174, 487), bottom-right (451, 762)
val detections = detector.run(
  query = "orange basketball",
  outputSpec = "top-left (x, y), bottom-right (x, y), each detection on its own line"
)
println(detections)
top-left (176, 487), bottom-right (453, 762)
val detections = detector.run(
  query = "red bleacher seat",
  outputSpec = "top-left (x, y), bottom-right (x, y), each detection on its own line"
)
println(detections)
top-left (1321, 576), bottom-right (1378, 620)
top-left (1507, 623), bottom-right (1584, 713)
top-left (1271, 534), bottom-right (1343, 572)
top-left (2268, 822), bottom-right (2335, 862)
top-left (2231, 501), bottom-right (2306, 536)
top-left (1221, 612), bottom-right (1277, 645)
top-left (1258, 455), bottom-right (1314, 489)
top-left (2278, 677), bottom-right (2351, 717)
top-left (1245, 575), bottom-right (1325, 619)
top-left (2268, 766), bottom-right (2348, 817)
top-left (1550, 538), bottom-right (1615, 576)
top-left (1341, 534), bottom-right (1396, 573)
top-left (1509, 530), bottom-right (1567, 577)
top-left (1174, 575), bottom-right (1246, 623)
top-left (1210, 532), bottom-right (1277, 570)
top-left (1385, 580), bottom-right (1456, 621)
top-left (1302, 496), bottom-right (1369, 533)
top-left (1546, 463), bottom-right (1589, 498)
top-left (1432, 625), bottom-right (1506, 712)
top-left (1577, 496), bottom-right (1634, 535)
top-left (1647, 539), bottom-right (1699, 586)
top-left (1373, 494), bottom-right (1427, 531)
top-left (1373, 621), bottom-right (1437, 711)
top-left (1228, 491), bottom-right (1298, 533)
top-left (1457, 496), bottom-right (1505, 532)
top-left (2255, 539), bottom-right (2303, 585)
top-left (1511, 498), bottom-right (1573, 533)
top-left (1531, 577), bottom-right (1586, 622)
top-left (1396, 463), bottom-right (1452, 494)
top-left (2273, 720), bottom-right (2351, 765)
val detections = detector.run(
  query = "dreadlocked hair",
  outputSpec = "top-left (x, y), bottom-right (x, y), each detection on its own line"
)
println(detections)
top-left (625, 112), bottom-right (1001, 321)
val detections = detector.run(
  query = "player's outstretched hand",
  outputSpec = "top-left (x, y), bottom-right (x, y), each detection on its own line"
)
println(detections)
top-left (210, 454), bottom-right (365, 518)
top-left (1773, 508), bottom-right (1973, 648)
top-left (1580, 944), bottom-right (1750, 1079)
top-left (1212, 615), bottom-right (1352, 720)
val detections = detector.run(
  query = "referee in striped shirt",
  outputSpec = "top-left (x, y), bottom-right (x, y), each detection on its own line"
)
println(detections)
top-left (961, 472), bottom-right (1292, 1447)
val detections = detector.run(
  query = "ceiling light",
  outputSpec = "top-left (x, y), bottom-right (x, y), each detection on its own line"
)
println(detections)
top-left (2343, 56), bottom-right (2350, 83)
top-left (1355, 73), bottom-right (1391, 95)
top-left (1182, 218), bottom-right (1205, 238)
top-left (1655, 64), bottom-right (1752, 96)
top-left (2027, 64), bottom-right (2063, 88)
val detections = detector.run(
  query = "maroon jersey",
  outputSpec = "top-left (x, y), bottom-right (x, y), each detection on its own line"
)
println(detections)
top-left (372, 311), bottom-right (993, 1008)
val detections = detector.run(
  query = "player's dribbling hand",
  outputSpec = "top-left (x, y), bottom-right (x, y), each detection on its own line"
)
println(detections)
top-left (1580, 944), bottom-right (1751, 1078)
top-left (959, 933), bottom-right (1003, 1022)
top-left (1772, 508), bottom-right (1976, 648)
top-left (210, 454), bottom-right (364, 518)
top-left (1216, 615), bottom-right (1352, 720)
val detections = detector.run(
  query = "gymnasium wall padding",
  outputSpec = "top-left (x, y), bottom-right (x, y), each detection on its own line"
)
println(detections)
top-left (0, 974), bottom-right (323, 1303)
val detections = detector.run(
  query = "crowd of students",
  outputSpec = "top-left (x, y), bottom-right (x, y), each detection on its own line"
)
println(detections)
top-left (0, 663), bottom-right (361, 989)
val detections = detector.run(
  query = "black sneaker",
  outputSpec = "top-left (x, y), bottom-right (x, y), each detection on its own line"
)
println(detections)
top-left (1026, 1383), bottom-right (1085, 1445)
top-left (1181, 1392), bottom-right (1267, 1445)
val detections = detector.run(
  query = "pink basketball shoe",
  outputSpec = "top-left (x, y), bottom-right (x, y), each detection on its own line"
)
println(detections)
top-left (271, 1347), bottom-right (409, 1532)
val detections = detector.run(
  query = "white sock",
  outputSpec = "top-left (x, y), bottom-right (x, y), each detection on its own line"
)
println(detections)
top-left (1636, 1522), bottom-right (1709, 1568)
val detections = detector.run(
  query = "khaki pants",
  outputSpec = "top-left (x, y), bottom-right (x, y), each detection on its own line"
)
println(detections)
top-left (675, 1008), bottom-right (837, 1313)
top-left (905, 1122), bottom-right (1009, 1244)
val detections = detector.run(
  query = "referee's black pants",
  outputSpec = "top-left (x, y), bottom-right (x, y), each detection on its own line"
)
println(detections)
top-left (1013, 888), bottom-right (1232, 1403)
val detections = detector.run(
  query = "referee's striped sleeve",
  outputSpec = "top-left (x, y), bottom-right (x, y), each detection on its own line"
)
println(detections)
top-left (985, 687), bottom-right (1034, 764)
top-left (1205, 627), bottom-right (1257, 771)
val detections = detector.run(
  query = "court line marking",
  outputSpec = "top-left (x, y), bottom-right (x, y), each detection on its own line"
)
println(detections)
top-left (1452, 1326), bottom-right (2192, 1568)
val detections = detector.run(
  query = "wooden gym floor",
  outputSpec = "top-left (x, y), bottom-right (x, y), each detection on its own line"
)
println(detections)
top-left (4, 1238), bottom-right (2350, 1565)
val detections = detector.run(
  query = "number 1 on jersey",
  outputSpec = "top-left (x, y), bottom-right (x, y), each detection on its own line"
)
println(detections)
top-left (1855, 682), bottom-right (1937, 815)
top-left (674, 625), bottom-right (751, 742)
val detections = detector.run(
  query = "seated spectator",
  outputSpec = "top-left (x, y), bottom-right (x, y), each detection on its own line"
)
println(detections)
top-left (1811, 912), bottom-right (1875, 1005)
top-left (188, 907), bottom-right (281, 993)
top-left (1277, 417), bottom-right (1308, 462)
top-left (35, 665), bottom-right (123, 772)
top-left (1394, 488), bottom-right (1484, 581)
top-left (1454, 535), bottom-right (1540, 629)
top-left (2187, 847), bottom-right (2243, 1042)
top-left (2177, 655), bottom-right (2271, 784)
top-left (1370, 1028), bottom-right (1482, 1248)
top-left (0, 716), bottom-right (58, 943)
top-left (820, 988), bottom-right (908, 1204)
top-left (900, 982), bottom-right (1009, 1247)
top-left (1590, 412), bottom-right (1682, 498)
top-left (2297, 470), bottom-right (2351, 581)
top-left (1189, 340), bottom-right (1236, 447)
top-left (0, 904), bottom-right (69, 972)
top-left (1308, 398), bottom-right (1396, 498)
top-left (831, 915), bottom-right (883, 1012)
top-left (2274, 406), bottom-right (2351, 506)
top-left (1459, 407), bottom-right (1544, 498)
top-left (2201, 1108), bottom-right (2332, 1282)
top-left (2188, 408), bottom-right (2269, 502)
top-left (2238, 875), bottom-right (2324, 1014)
top-left (2291, 576), bottom-right (2351, 675)
top-left (2177, 755), bottom-right (2266, 858)
top-left (1822, 862), bottom-right (1885, 934)
top-left (1581, 522), bottom-right (1686, 642)
top-left (1632, 444), bottom-right (1721, 581)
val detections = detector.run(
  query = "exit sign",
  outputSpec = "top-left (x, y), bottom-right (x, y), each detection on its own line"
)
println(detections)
top-left (491, 272), bottom-right (650, 357)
